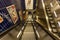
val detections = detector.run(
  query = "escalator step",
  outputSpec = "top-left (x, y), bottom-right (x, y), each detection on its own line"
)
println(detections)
top-left (49, 17), bottom-right (53, 20)
top-left (51, 24), bottom-right (56, 28)
top-left (52, 29), bottom-right (58, 33)
top-left (50, 21), bottom-right (54, 24)
top-left (47, 11), bottom-right (51, 13)
top-left (48, 14), bottom-right (52, 17)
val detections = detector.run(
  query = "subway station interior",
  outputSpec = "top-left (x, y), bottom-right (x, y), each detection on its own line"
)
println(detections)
top-left (0, 0), bottom-right (60, 40)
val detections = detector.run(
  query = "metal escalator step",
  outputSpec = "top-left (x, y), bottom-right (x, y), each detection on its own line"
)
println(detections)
top-left (21, 32), bottom-right (36, 40)
top-left (21, 23), bottom-right (36, 40)
top-left (24, 27), bottom-right (34, 32)
top-left (51, 24), bottom-right (56, 28)
top-left (46, 9), bottom-right (50, 11)
top-left (49, 17), bottom-right (53, 20)
top-left (48, 14), bottom-right (52, 17)
top-left (47, 11), bottom-right (51, 13)
top-left (50, 21), bottom-right (54, 24)
top-left (24, 24), bottom-right (34, 32)
top-left (52, 29), bottom-right (58, 33)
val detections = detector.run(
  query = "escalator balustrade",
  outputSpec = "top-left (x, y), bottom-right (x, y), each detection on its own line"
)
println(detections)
top-left (45, 6), bottom-right (58, 33)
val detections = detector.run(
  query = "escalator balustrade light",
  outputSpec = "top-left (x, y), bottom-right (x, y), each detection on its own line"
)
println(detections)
top-left (52, 29), bottom-right (58, 33)
top-left (50, 3), bottom-right (53, 7)
top-left (54, 11), bottom-right (57, 17)
top-left (58, 21), bottom-right (60, 27)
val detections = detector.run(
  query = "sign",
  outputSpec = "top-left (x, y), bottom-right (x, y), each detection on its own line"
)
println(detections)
top-left (0, 8), bottom-right (13, 33)
top-left (25, 0), bottom-right (33, 9)
top-left (0, 0), bottom-right (6, 8)
top-left (6, 5), bottom-right (18, 24)
top-left (4, 0), bottom-right (13, 6)
top-left (0, 16), bottom-right (3, 23)
top-left (21, 0), bottom-right (25, 10)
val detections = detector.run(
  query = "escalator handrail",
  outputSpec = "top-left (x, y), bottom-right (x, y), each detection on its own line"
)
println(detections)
top-left (41, 0), bottom-right (52, 32)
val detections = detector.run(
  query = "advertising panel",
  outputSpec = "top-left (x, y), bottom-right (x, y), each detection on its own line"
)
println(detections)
top-left (6, 5), bottom-right (18, 24)
top-left (25, 0), bottom-right (33, 9)
top-left (4, 0), bottom-right (13, 6)
top-left (0, 8), bottom-right (13, 33)
top-left (0, 0), bottom-right (6, 8)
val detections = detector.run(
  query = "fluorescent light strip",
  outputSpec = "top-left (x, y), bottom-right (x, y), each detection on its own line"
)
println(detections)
top-left (34, 26), bottom-right (40, 38)
top-left (50, 3), bottom-right (53, 7)
top-left (50, 2), bottom-right (58, 17)
top-left (36, 30), bottom-right (40, 38)
top-left (17, 26), bottom-right (24, 38)
top-left (17, 31), bottom-right (22, 38)
top-left (17, 23), bottom-right (26, 38)
top-left (22, 26), bottom-right (24, 30)
top-left (58, 21), bottom-right (60, 27)
top-left (54, 11), bottom-right (57, 17)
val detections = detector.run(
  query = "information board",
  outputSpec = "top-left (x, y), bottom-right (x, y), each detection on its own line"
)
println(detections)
top-left (20, 0), bottom-right (36, 10)
top-left (6, 5), bottom-right (18, 24)
top-left (0, 0), bottom-right (6, 8)
top-left (0, 0), bottom-right (19, 35)
top-left (3, 0), bottom-right (13, 6)
top-left (25, 0), bottom-right (33, 9)
top-left (0, 8), bottom-right (13, 33)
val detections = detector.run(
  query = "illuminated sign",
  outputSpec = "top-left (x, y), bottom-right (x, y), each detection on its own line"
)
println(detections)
top-left (0, 8), bottom-right (13, 33)
top-left (6, 5), bottom-right (18, 24)
top-left (25, 0), bottom-right (33, 9)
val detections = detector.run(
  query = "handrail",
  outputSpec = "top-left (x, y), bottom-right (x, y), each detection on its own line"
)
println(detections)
top-left (35, 20), bottom-right (60, 40)
top-left (41, 0), bottom-right (52, 32)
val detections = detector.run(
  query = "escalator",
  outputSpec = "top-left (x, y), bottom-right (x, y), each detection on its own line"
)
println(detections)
top-left (33, 21), bottom-right (53, 40)
top-left (20, 14), bottom-right (36, 40)
top-left (21, 23), bottom-right (36, 40)
top-left (20, 14), bottom-right (54, 40)
top-left (45, 5), bottom-right (60, 40)
top-left (0, 13), bottom-right (55, 40)
top-left (1, 0), bottom-right (60, 40)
